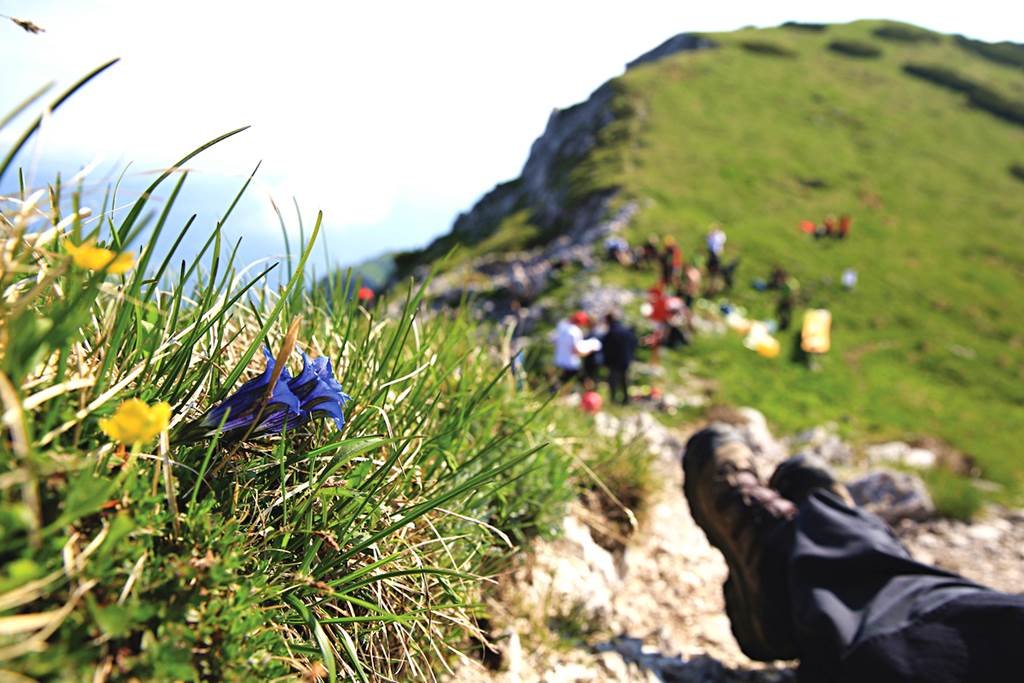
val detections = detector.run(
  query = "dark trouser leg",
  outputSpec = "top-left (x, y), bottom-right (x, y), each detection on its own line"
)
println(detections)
top-left (837, 591), bottom-right (1024, 683)
top-left (552, 367), bottom-right (579, 393)
top-left (779, 492), bottom-right (1021, 682)
top-left (608, 368), bottom-right (628, 404)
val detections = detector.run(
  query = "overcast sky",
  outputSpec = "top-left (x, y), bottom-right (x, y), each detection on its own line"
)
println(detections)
top-left (2, 1), bottom-right (1021, 267)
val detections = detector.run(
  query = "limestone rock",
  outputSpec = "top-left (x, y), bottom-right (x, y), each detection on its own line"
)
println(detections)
top-left (626, 33), bottom-right (717, 69)
top-left (865, 441), bottom-right (937, 469)
top-left (578, 284), bottom-right (637, 321)
top-left (784, 424), bottom-right (854, 468)
top-left (732, 407), bottom-right (789, 477)
top-left (848, 470), bottom-right (935, 522)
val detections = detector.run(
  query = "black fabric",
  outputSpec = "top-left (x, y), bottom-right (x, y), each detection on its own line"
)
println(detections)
top-left (778, 492), bottom-right (1024, 682)
top-left (556, 368), bottom-right (580, 387)
top-left (601, 322), bottom-right (638, 370)
top-left (838, 591), bottom-right (1024, 683)
top-left (707, 249), bottom-right (721, 273)
top-left (608, 368), bottom-right (629, 404)
top-left (582, 336), bottom-right (602, 383)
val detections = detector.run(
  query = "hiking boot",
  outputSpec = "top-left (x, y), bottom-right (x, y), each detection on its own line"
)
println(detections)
top-left (683, 424), bottom-right (799, 661)
top-left (769, 454), bottom-right (855, 507)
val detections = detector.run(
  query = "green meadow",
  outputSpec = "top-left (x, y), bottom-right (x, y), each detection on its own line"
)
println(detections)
top-left (605, 21), bottom-right (1024, 510)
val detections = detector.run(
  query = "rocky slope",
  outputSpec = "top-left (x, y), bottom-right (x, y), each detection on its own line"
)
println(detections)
top-left (394, 34), bottom-right (713, 276)
top-left (449, 408), bottom-right (1024, 682)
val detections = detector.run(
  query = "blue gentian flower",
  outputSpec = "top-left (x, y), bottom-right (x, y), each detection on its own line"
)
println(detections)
top-left (175, 347), bottom-right (350, 443)
top-left (288, 353), bottom-right (352, 430)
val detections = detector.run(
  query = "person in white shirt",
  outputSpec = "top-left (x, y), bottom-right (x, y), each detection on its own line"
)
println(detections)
top-left (707, 225), bottom-right (726, 255)
top-left (706, 224), bottom-right (727, 291)
top-left (553, 311), bottom-right (595, 387)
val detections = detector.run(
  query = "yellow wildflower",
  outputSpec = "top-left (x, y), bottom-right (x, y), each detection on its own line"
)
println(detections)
top-left (63, 239), bottom-right (135, 274)
top-left (99, 399), bottom-right (171, 446)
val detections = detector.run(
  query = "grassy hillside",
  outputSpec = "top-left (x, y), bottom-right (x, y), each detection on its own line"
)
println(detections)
top-left (613, 21), bottom-right (1023, 503)
top-left (438, 20), bottom-right (1024, 509)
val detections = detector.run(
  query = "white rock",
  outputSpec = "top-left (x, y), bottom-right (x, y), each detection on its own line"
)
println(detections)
top-left (967, 524), bottom-right (1002, 543)
top-left (734, 407), bottom-right (788, 469)
top-left (544, 663), bottom-right (598, 682)
top-left (597, 651), bottom-right (629, 680)
top-left (903, 448), bottom-right (938, 469)
top-left (866, 441), bottom-right (937, 469)
top-left (505, 629), bottom-right (523, 678)
top-left (848, 470), bottom-right (936, 522)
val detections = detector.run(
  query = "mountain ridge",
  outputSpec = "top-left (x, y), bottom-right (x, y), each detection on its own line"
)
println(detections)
top-left (394, 18), bottom-right (1024, 511)
top-left (393, 34), bottom-right (715, 276)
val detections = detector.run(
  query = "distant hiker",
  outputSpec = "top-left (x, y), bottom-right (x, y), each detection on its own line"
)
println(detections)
top-left (601, 312), bottom-right (638, 405)
top-left (639, 234), bottom-right (660, 268)
top-left (705, 225), bottom-right (727, 292)
top-left (720, 256), bottom-right (741, 292)
top-left (776, 274), bottom-right (800, 331)
top-left (838, 214), bottom-right (852, 239)
top-left (823, 215), bottom-right (837, 238)
top-left (357, 286), bottom-right (375, 303)
top-left (801, 309), bottom-right (832, 370)
top-left (680, 264), bottom-right (702, 307)
top-left (768, 265), bottom-right (788, 290)
top-left (645, 285), bottom-right (671, 363)
top-left (664, 316), bottom-right (691, 349)
top-left (605, 236), bottom-right (631, 266)
top-left (553, 311), bottom-right (595, 389)
top-left (661, 235), bottom-right (684, 287)
top-left (706, 224), bottom-right (726, 267)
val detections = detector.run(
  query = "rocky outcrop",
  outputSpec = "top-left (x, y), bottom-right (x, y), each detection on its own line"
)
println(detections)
top-left (898, 508), bottom-right (1024, 592)
top-left (424, 201), bottom-right (639, 334)
top-left (848, 470), bottom-right (936, 522)
top-left (626, 33), bottom-right (717, 70)
top-left (866, 441), bottom-right (937, 469)
top-left (784, 424), bottom-right (855, 469)
top-left (402, 35), bottom-right (715, 277)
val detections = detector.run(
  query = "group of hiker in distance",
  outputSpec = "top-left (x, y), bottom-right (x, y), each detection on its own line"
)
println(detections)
top-left (551, 218), bottom-right (851, 408)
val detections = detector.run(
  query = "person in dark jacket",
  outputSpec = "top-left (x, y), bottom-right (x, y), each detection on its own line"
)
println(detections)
top-left (600, 312), bottom-right (638, 405)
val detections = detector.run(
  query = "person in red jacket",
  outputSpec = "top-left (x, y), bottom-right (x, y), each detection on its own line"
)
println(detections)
top-left (645, 284), bottom-right (671, 362)
top-left (660, 236), bottom-right (684, 287)
top-left (838, 214), bottom-right (852, 239)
